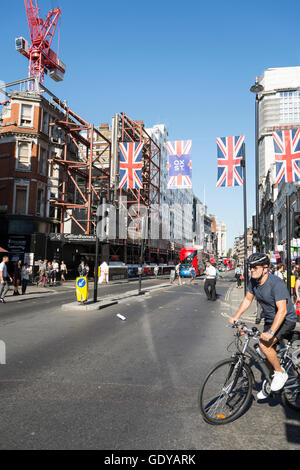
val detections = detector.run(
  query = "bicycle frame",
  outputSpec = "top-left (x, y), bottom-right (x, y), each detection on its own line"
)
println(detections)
top-left (235, 333), bottom-right (272, 386)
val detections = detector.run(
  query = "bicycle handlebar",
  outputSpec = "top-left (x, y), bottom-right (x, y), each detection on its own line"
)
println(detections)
top-left (232, 321), bottom-right (261, 338)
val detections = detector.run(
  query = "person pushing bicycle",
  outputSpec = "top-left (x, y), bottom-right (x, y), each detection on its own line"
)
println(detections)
top-left (229, 253), bottom-right (297, 400)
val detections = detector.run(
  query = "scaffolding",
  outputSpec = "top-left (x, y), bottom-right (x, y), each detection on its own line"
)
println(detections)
top-left (116, 112), bottom-right (161, 263)
top-left (52, 104), bottom-right (111, 235)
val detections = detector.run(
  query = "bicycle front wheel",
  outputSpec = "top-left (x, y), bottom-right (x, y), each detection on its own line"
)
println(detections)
top-left (198, 358), bottom-right (253, 425)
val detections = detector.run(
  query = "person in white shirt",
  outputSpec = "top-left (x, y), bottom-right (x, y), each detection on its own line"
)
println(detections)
top-left (0, 256), bottom-right (12, 303)
top-left (21, 263), bottom-right (31, 295)
top-left (175, 263), bottom-right (182, 286)
top-left (60, 261), bottom-right (67, 282)
top-left (204, 260), bottom-right (217, 301)
top-left (52, 259), bottom-right (59, 286)
top-left (274, 263), bottom-right (284, 280)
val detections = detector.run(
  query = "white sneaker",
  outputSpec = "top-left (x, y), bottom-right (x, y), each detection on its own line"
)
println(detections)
top-left (257, 389), bottom-right (269, 400)
top-left (270, 369), bottom-right (288, 392)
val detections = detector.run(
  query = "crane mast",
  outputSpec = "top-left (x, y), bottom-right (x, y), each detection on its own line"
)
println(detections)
top-left (16, 0), bottom-right (66, 86)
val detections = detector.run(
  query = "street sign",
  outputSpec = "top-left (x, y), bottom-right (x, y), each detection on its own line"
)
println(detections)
top-left (76, 277), bottom-right (89, 303)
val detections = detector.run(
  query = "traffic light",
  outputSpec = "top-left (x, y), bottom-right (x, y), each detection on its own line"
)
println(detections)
top-left (293, 212), bottom-right (300, 239)
top-left (252, 229), bottom-right (260, 246)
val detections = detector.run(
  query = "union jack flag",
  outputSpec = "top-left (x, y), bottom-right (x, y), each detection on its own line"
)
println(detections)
top-left (216, 135), bottom-right (244, 187)
top-left (166, 140), bottom-right (192, 189)
top-left (119, 142), bottom-right (144, 189)
top-left (273, 129), bottom-right (300, 183)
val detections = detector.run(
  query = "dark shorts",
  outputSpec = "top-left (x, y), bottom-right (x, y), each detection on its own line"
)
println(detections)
top-left (264, 319), bottom-right (296, 341)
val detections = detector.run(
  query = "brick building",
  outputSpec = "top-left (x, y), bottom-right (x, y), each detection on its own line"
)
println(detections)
top-left (0, 88), bottom-right (73, 262)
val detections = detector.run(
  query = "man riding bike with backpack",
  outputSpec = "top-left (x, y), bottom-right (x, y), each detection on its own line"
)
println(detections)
top-left (229, 253), bottom-right (297, 399)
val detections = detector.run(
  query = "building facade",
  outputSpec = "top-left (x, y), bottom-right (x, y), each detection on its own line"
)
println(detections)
top-left (257, 66), bottom-right (300, 259)
top-left (145, 124), bottom-right (194, 246)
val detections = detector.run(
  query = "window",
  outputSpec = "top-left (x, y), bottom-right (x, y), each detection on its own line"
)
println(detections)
top-left (36, 188), bottom-right (44, 217)
top-left (15, 186), bottom-right (27, 214)
top-left (17, 142), bottom-right (31, 170)
top-left (42, 111), bottom-right (49, 134)
top-left (20, 104), bottom-right (33, 127)
top-left (39, 147), bottom-right (47, 175)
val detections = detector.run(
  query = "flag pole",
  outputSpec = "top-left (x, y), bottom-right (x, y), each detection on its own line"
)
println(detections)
top-left (241, 142), bottom-right (248, 296)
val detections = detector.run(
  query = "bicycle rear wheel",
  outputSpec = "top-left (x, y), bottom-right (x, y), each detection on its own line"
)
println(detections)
top-left (198, 357), bottom-right (253, 425)
top-left (281, 368), bottom-right (300, 411)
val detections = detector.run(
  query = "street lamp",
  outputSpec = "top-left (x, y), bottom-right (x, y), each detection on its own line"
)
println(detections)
top-left (250, 76), bottom-right (264, 252)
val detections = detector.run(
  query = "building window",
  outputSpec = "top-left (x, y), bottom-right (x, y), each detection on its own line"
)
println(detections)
top-left (42, 111), bottom-right (49, 134)
top-left (15, 186), bottom-right (27, 214)
top-left (36, 188), bottom-right (44, 217)
top-left (20, 104), bottom-right (33, 127)
top-left (16, 142), bottom-right (31, 170)
top-left (39, 147), bottom-right (47, 175)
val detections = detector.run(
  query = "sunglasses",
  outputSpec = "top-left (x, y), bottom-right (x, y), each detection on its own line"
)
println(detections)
top-left (250, 265), bottom-right (267, 270)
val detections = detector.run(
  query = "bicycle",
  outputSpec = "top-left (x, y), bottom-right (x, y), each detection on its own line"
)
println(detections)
top-left (198, 321), bottom-right (300, 425)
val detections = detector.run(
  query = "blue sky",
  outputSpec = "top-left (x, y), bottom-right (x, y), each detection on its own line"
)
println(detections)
top-left (1, 0), bottom-right (300, 250)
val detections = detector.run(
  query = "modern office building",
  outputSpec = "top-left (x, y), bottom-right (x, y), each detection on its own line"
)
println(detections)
top-left (145, 124), bottom-right (194, 246)
top-left (257, 66), bottom-right (300, 256)
top-left (215, 217), bottom-right (227, 257)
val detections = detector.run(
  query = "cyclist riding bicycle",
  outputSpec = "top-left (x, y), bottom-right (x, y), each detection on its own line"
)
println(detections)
top-left (229, 253), bottom-right (297, 400)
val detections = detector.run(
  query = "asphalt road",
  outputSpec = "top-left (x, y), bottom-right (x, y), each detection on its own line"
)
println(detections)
top-left (0, 274), bottom-right (299, 450)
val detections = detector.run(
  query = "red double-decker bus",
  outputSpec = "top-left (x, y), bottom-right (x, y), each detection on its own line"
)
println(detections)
top-left (179, 247), bottom-right (198, 274)
top-left (223, 258), bottom-right (235, 270)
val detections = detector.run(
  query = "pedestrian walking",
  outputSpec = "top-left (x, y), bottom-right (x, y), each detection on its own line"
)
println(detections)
top-left (21, 263), bottom-right (31, 295)
top-left (0, 255), bottom-right (12, 303)
top-left (46, 261), bottom-right (54, 286)
top-left (175, 262), bottom-right (182, 286)
top-left (204, 260), bottom-right (217, 301)
top-left (190, 265), bottom-right (196, 284)
top-left (52, 259), bottom-right (59, 286)
top-left (274, 263), bottom-right (284, 280)
top-left (154, 264), bottom-right (159, 279)
top-left (38, 259), bottom-right (47, 287)
top-left (60, 261), bottom-right (67, 282)
top-left (13, 259), bottom-right (22, 296)
top-left (235, 264), bottom-right (243, 288)
top-left (78, 261), bottom-right (87, 277)
top-left (85, 263), bottom-right (90, 278)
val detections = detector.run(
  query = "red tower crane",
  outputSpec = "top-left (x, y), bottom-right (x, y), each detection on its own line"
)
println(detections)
top-left (16, 0), bottom-right (66, 85)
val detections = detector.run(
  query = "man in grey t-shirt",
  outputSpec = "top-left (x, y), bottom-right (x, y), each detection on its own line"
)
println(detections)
top-left (229, 253), bottom-right (296, 400)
